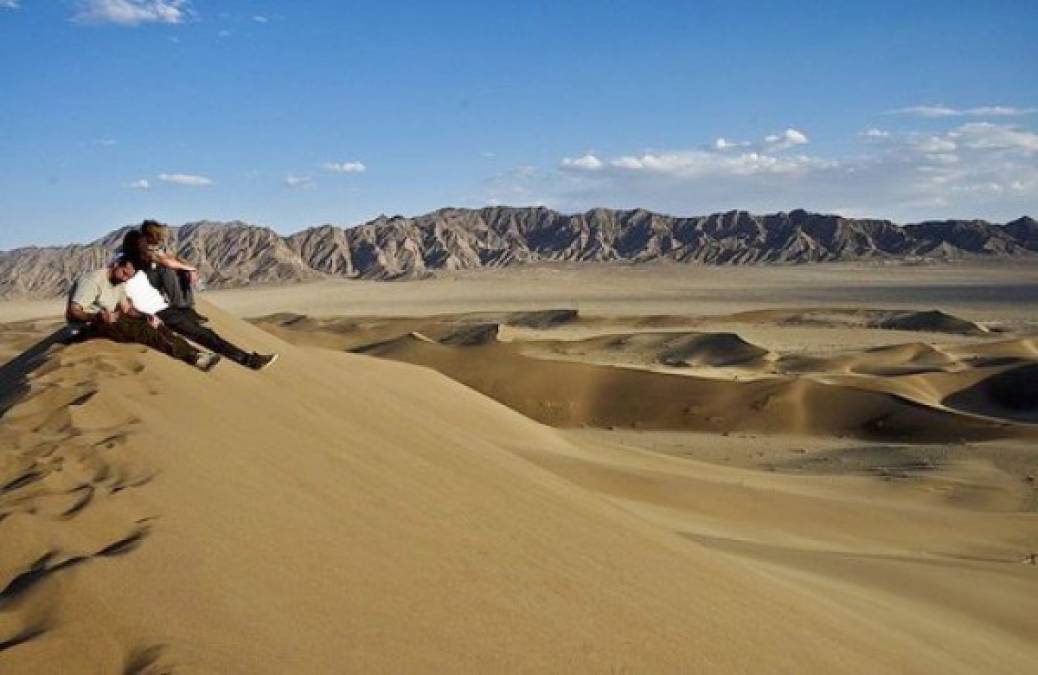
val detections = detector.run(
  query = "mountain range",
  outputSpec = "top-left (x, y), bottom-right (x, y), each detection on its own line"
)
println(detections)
top-left (1, 207), bottom-right (1035, 299)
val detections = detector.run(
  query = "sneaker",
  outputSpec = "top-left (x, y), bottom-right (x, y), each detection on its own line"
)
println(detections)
top-left (189, 308), bottom-right (209, 323)
top-left (247, 352), bottom-right (278, 371)
top-left (194, 352), bottom-right (222, 372)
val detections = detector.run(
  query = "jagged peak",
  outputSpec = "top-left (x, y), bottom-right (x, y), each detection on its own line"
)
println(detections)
top-left (1, 207), bottom-right (1035, 299)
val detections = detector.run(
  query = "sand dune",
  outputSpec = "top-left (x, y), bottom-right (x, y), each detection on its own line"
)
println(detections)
top-left (723, 307), bottom-right (989, 335)
top-left (526, 331), bottom-right (770, 368)
top-left (259, 309), bottom-right (1035, 443)
top-left (351, 332), bottom-right (1034, 442)
top-left (4, 304), bottom-right (1030, 673)
top-left (944, 363), bottom-right (1038, 423)
top-left (1, 286), bottom-right (1037, 672)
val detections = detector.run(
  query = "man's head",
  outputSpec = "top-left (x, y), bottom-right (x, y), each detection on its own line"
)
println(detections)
top-left (108, 256), bottom-right (136, 284)
top-left (140, 219), bottom-right (169, 246)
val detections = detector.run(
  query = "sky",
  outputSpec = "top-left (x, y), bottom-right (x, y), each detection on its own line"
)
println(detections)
top-left (1, 0), bottom-right (1037, 249)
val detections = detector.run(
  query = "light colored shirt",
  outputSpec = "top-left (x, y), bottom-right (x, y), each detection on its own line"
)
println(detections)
top-left (68, 269), bottom-right (127, 321)
top-left (125, 271), bottom-right (169, 315)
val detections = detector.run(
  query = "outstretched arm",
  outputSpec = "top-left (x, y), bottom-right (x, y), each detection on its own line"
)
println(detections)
top-left (152, 250), bottom-right (197, 272)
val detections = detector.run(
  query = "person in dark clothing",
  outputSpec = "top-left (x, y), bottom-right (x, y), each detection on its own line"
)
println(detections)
top-left (157, 305), bottom-right (276, 370)
top-left (123, 227), bottom-right (207, 322)
top-left (122, 253), bottom-right (278, 371)
top-left (140, 220), bottom-right (200, 313)
top-left (66, 258), bottom-right (221, 371)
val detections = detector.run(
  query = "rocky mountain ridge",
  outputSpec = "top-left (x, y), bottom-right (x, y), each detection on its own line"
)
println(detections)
top-left (1, 207), bottom-right (1035, 299)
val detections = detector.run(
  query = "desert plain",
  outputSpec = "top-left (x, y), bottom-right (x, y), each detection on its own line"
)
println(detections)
top-left (1, 259), bottom-right (1036, 673)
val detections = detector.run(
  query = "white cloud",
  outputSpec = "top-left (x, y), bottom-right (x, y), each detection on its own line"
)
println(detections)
top-left (501, 120), bottom-right (1038, 223)
top-left (561, 147), bottom-right (832, 179)
top-left (887, 104), bottom-right (1037, 118)
top-left (951, 122), bottom-right (1038, 153)
top-left (764, 128), bottom-right (808, 150)
top-left (158, 172), bottom-right (212, 186)
top-left (252, 15), bottom-right (268, 23)
top-left (560, 154), bottom-right (603, 170)
top-left (284, 174), bottom-right (314, 190)
top-left (127, 179), bottom-right (150, 190)
top-left (0, 1), bottom-right (20, 10)
top-left (218, 29), bottom-right (231, 37)
top-left (73, 0), bottom-right (191, 25)
top-left (91, 138), bottom-right (118, 146)
top-left (321, 161), bottom-right (367, 174)
top-left (714, 137), bottom-right (748, 150)
top-left (889, 105), bottom-right (959, 118)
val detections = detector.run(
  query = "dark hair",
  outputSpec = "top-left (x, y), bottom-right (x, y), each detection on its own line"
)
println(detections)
top-left (121, 229), bottom-right (146, 269)
top-left (113, 254), bottom-right (136, 270)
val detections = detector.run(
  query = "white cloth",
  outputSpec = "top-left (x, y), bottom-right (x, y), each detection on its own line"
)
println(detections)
top-left (125, 271), bottom-right (169, 315)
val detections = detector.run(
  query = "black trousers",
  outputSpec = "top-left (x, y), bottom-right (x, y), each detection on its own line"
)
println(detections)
top-left (157, 308), bottom-right (250, 365)
top-left (84, 316), bottom-right (200, 365)
top-left (147, 266), bottom-right (195, 309)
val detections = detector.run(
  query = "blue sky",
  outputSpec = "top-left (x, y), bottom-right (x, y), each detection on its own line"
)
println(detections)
top-left (1, 0), bottom-right (1036, 249)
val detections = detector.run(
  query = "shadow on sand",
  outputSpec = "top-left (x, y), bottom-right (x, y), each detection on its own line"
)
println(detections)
top-left (0, 325), bottom-right (80, 419)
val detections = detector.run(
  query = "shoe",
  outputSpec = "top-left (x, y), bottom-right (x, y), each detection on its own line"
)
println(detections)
top-left (247, 352), bottom-right (278, 371)
top-left (190, 308), bottom-right (209, 323)
top-left (194, 352), bottom-right (222, 372)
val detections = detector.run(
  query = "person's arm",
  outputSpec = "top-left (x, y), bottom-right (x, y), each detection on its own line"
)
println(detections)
top-left (119, 297), bottom-right (139, 318)
top-left (66, 302), bottom-right (114, 325)
top-left (66, 301), bottom-right (94, 323)
top-left (120, 297), bottom-right (163, 327)
top-left (152, 250), bottom-right (197, 272)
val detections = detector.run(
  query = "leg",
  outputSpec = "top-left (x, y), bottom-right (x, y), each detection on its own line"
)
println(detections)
top-left (174, 270), bottom-right (196, 308)
top-left (148, 266), bottom-right (192, 309)
top-left (88, 316), bottom-right (201, 365)
top-left (157, 309), bottom-right (250, 364)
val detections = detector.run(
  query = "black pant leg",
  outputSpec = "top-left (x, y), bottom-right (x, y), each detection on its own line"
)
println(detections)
top-left (175, 270), bottom-right (196, 308)
top-left (158, 309), bottom-right (250, 364)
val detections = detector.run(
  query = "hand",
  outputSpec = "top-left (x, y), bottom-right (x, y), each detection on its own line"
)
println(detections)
top-left (147, 314), bottom-right (163, 329)
top-left (96, 309), bottom-right (116, 325)
top-left (187, 269), bottom-right (199, 288)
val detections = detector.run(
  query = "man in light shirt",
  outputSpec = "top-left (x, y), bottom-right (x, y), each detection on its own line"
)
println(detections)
top-left (124, 270), bottom-right (278, 371)
top-left (66, 257), bottom-right (221, 372)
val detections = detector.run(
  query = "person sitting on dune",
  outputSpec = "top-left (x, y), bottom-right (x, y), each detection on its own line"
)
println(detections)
top-left (66, 257), bottom-right (222, 372)
top-left (123, 256), bottom-right (278, 371)
top-left (138, 219), bottom-right (206, 321)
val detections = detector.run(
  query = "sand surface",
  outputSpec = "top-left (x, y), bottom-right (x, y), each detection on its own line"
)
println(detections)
top-left (1, 261), bottom-right (1036, 673)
